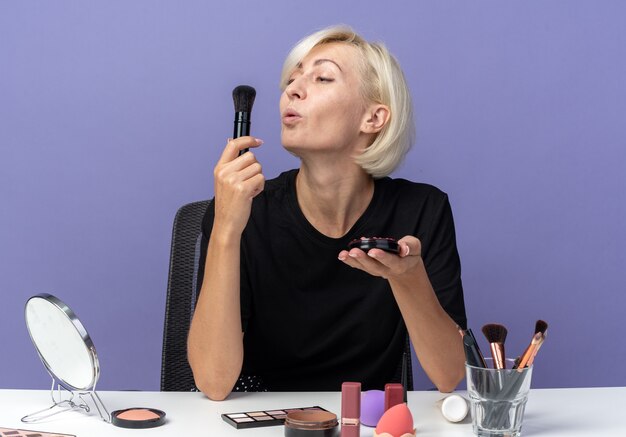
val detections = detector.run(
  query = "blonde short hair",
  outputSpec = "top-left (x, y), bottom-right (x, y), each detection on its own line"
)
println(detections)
top-left (281, 25), bottom-right (415, 178)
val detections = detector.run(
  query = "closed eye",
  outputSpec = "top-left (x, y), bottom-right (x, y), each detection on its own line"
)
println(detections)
top-left (316, 76), bottom-right (334, 83)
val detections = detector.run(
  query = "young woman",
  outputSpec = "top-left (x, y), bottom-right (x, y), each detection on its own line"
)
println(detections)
top-left (188, 25), bottom-right (467, 400)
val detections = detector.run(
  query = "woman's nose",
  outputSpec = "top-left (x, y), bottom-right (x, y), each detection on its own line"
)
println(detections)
top-left (285, 77), bottom-right (305, 100)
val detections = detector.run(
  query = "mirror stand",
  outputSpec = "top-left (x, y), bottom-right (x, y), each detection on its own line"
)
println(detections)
top-left (21, 377), bottom-right (111, 424)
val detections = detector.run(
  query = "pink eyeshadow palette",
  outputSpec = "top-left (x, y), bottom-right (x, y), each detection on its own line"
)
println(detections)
top-left (222, 406), bottom-right (330, 429)
top-left (0, 427), bottom-right (75, 437)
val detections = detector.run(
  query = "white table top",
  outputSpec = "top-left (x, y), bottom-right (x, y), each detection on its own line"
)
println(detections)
top-left (0, 387), bottom-right (624, 436)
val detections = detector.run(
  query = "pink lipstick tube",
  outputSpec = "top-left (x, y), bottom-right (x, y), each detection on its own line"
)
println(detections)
top-left (384, 383), bottom-right (404, 411)
top-left (341, 382), bottom-right (361, 437)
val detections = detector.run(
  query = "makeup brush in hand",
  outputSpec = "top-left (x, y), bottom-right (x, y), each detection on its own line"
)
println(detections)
top-left (515, 320), bottom-right (548, 370)
top-left (482, 323), bottom-right (508, 369)
top-left (232, 85), bottom-right (257, 155)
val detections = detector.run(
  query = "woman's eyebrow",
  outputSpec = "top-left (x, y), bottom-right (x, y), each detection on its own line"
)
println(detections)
top-left (295, 58), bottom-right (343, 71)
top-left (313, 58), bottom-right (342, 71)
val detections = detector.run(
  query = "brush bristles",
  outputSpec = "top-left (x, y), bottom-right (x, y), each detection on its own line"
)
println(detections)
top-left (232, 85), bottom-right (256, 112)
top-left (482, 323), bottom-right (508, 344)
top-left (535, 320), bottom-right (548, 335)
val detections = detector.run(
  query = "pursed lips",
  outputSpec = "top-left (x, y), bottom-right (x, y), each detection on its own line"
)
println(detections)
top-left (282, 108), bottom-right (302, 125)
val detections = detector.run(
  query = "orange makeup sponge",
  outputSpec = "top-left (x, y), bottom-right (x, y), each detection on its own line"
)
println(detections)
top-left (373, 403), bottom-right (416, 437)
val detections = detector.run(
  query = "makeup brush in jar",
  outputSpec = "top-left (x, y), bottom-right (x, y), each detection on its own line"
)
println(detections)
top-left (515, 320), bottom-right (548, 370)
top-left (460, 328), bottom-right (487, 368)
top-left (482, 323), bottom-right (508, 369)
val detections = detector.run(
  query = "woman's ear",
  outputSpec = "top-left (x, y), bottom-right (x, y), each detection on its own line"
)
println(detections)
top-left (361, 104), bottom-right (390, 134)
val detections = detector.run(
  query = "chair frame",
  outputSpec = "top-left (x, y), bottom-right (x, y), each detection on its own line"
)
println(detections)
top-left (161, 200), bottom-right (209, 391)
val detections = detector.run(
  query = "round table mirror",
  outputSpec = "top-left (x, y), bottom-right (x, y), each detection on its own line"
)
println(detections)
top-left (25, 294), bottom-right (99, 391)
top-left (23, 294), bottom-right (109, 423)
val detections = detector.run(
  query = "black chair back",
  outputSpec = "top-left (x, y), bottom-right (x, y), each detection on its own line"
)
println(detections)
top-left (160, 200), bottom-right (209, 391)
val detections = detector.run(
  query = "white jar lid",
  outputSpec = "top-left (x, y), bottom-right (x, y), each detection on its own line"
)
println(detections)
top-left (441, 394), bottom-right (468, 423)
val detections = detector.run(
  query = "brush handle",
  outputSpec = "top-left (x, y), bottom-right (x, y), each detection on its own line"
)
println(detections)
top-left (525, 336), bottom-right (545, 368)
top-left (462, 333), bottom-right (487, 368)
top-left (401, 351), bottom-right (408, 403)
top-left (233, 111), bottom-right (251, 155)
top-left (514, 333), bottom-right (544, 370)
top-left (489, 343), bottom-right (506, 369)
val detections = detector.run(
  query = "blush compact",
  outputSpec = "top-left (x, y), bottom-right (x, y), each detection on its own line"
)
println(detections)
top-left (348, 237), bottom-right (400, 254)
top-left (111, 408), bottom-right (166, 429)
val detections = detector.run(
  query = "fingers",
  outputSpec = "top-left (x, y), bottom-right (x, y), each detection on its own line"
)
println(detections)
top-left (211, 137), bottom-right (265, 236)
top-left (246, 172), bottom-right (265, 198)
top-left (215, 156), bottom-right (264, 200)
top-left (397, 236), bottom-right (422, 258)
top-left (338, 248), bottom-right (392, 278)
top-left (214, 137), bottom-right (264, 196)
top-left (226, 156), bottom-right (262, 181)
top-left (217, 136), bottom-right (263, 166)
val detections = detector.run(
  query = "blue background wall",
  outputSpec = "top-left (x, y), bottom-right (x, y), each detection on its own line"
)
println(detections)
top-left (1, 0), bottom-right (625, 391)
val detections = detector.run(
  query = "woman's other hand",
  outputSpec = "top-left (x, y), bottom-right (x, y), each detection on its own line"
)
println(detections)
top-left (337, 236), bottom-right (422, 280)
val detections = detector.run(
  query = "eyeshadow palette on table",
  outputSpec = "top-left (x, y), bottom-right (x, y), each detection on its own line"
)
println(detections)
top-left (222, 406), bottom-right (331, 429)
top-left (0, 428), bottom-right (75, 437)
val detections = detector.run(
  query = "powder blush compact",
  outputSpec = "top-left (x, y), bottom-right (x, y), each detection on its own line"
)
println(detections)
top-left (111, 408), bottom-right (166, 429)
top-left (348, 237), bottom-right (400, 254)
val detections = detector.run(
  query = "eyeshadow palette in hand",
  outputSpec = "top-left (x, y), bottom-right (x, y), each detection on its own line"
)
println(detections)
top-left (348, 237), bottom-right (400, 254)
